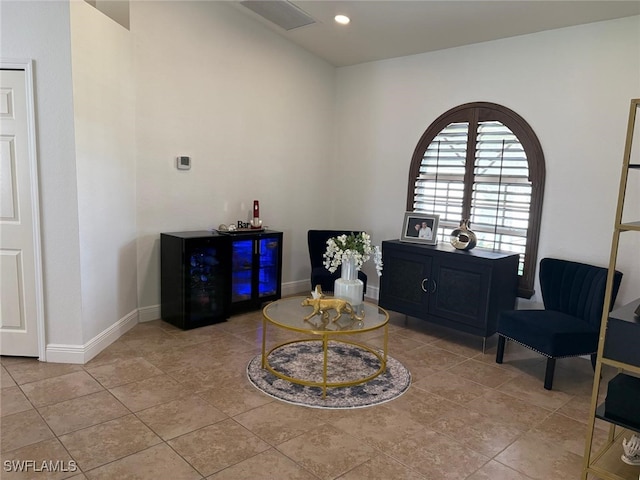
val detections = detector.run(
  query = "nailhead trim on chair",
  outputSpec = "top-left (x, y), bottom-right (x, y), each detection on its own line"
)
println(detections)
top-left (498, 334), bottom-right (597, 360)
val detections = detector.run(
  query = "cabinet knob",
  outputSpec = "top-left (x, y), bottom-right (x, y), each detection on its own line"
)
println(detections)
top-left (431, 280), bottom-right (437, 294)
top-left (421, 278), bottom-right (429, 293)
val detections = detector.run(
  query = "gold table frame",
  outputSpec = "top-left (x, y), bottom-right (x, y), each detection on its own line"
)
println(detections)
top-left (261, 296), bottom-right (390, 398)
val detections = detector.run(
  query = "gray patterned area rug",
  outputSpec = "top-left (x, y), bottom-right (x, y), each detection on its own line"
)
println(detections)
top-left (246, 340), bottom-right (411, 409)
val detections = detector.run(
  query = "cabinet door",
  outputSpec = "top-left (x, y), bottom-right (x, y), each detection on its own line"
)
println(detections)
top-left (379, 245), bottom-right (431, 316)
top-left (183, 237), bottom-right (230, 325)
top-left (256, 236), bottom-right (281, 300)
top-left (230, 233), bottom-right (282, 309)
top-left (429, 258), bottom-right (491, 328)
top-left (230, 238), bottom-right (254, 303)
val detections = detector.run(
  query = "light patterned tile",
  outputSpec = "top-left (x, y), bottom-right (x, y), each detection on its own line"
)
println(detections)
top-left (0, 438), bottom-right (79, 479)
top-left (496, 369), bottom-right (574, 410)
top-left (447, 358), bottom-right (520, 388)
top-left (167, 362), bottom-right (246, 393)
top-left (474, 342), bottom-right (544, 375)
top-left (59, 415), bottom-right (161, 471)
top-left (276, 423), bottom-right (377, 480)
top-left (38, 391), bottom-right (129, 436)
top-left (136, 396), bottom-right (227, 440)
top-left (85, 357), bottom-right (163, 388)
top-left (495, 431), bottom-right (584, 480)
top-left (0, 307), bottom-right (614, 479)
top-left (20, 371), bottom-right (104, 408)
top-left (337, 454), bottom-right (426, 480)
top-left (383, 387), bottom-right (459, 428)
top-left (394, 344), bottom-right (467, 382)
top-left (431, 332), bottom-right (486, 358)
top-left (466, 389), bottom-right (553, 431)
top-left (1, 409), bottom-right (54, 453)
top-left (84, 341), bottom-right (139, 368)
top-left (0, 356), bottom-right (33, 367)
top-left (5, 362), bottom-right (83, 386)
top-left (557, 392), bottom-right (609, 431)
top-left (139, 319), bottom-right (182, 333)
top-left (143, 344), bottom-right (221, 374)
top-left (528, 412), bottom-right (609, 457)
top-left (84, 443), bottom-right (200, 480)
top-left (331, 404), bottom-right (426, 451)
top-left (1, 366), bottom-right (17, 388)
top-left (387, 427), bottom-right (489, 480)
top-left (108, 374), bottom-right (192, 412)
top-left (367, 332), bottom-right (425, 353)
top-left (120, 332), bottom-right (193, 356)
top-left (411, 369), bottom-right (492, 404)
top-left (466, 459), bottom-right (535, 480)
top-left (207, 448), bottom-right (317, 480)
top-left (430, 408), bottom-right (524, 457)
top-left (1, 386), bottom-right (33, 417)
top-left (233, 401), bottom-right (326, 445)
top-left (197, 383), bottom-right (273, 417)
top-left (168, 418), bottom-right (270, 477)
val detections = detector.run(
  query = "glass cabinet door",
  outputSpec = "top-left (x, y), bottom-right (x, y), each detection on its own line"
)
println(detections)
top-left (185, 240), bottom-right (227, 321)
top-left (230, 233), bottom-right (283, 309)
top-left (257, 237), bottom-right (280, 298)
top-left (231, 239), bottom-right (253, 303)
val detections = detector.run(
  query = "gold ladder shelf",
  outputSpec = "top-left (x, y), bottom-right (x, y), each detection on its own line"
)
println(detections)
top-left (582, 98), bottom-right (640, 480)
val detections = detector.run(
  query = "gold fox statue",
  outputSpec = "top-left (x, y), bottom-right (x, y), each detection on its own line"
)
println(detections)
top-left (301, 286), bottom-right (364, 323)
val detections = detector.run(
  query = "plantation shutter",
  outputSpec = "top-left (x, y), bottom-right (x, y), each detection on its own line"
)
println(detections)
top-left (412, 120), bottom-right (531, 276)
top-left (472, 121), bottom-right (531, 274)
top-left (412, 122), bottom-right (468, 234)
top-left (408, 102), bottom-right (545, 298)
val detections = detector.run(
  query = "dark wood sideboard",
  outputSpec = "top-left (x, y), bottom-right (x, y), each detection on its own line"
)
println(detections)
top-left (378, 240), bottom-right (519, 342)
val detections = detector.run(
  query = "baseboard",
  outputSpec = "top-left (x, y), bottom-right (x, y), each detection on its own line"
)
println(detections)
top-left (366, 284), bottom-right (379, 301)
top-left (282, 279), bottom-right (310, 297)
top-left (45, 309), bottom-right (138, 364)
top-left (44, 280), bottom-right (378, 364)
top-left (138, 304), bottom-right (161, 323)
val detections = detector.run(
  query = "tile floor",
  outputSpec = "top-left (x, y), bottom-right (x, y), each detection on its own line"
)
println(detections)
top-left (1, 306), bottom-right (639, 479)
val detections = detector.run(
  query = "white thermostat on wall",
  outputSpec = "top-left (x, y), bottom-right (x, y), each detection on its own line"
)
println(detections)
top-left (176, 156), bottom-right (191, 170)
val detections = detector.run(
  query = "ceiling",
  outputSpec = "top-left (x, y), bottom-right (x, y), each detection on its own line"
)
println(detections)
top-left (230, 1), bottom-right (640, 67)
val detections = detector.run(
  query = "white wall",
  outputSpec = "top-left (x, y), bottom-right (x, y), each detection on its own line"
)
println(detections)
top-left (70, 1), bottom-right (138, 342)
top-left (0, 1), bottom-right (85, 347)
top-left (132, 1), bottom-right (336, 310)
top-left (333, 16), bottom-right (640, 305)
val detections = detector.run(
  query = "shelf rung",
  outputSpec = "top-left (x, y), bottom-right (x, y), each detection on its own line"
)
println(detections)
top-left (618, 221), bottom-right (640, 232)
top-left (600, 357), bottom-right (640, 374)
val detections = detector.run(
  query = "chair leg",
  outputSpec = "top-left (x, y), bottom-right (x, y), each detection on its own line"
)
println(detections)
top-left (496, 335), bottom-right (506, 364)
top-left (544, 357), bottom-right (556, 390)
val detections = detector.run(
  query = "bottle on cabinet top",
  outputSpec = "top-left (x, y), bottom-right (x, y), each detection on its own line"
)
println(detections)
top-left (251, 200), bottom-right (262, 229)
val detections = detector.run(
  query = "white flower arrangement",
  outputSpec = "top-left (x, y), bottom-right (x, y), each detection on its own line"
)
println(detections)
top-left (323, 232), bottom-right (383, 276)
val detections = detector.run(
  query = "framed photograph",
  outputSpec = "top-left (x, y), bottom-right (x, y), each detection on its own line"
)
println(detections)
top-left (400, 212), bottom-right (439, 245)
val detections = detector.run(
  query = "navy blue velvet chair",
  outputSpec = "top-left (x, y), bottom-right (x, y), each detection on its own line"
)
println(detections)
top-left (307, 230), bottom-right (367, 296)
top-left (495, 258), bottom-right (622, 390)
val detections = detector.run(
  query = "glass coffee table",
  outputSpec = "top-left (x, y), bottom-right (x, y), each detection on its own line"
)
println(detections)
top-left (261, 296), bottom-right (390, 398)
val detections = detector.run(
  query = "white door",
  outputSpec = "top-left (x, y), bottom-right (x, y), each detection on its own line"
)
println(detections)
top-left (0, 65), bottom-right (44, 358)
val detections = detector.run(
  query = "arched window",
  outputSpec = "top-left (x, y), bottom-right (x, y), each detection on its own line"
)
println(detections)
top-left (407, 102), bottom-right (545, 298)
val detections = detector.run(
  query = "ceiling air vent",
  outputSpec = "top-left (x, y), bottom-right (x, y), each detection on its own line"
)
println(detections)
top-left (240, 1), bottom-right (316, 31)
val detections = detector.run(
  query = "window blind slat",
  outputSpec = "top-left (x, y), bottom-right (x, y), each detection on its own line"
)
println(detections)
top-left (414, 120), bottom-right (532, 278)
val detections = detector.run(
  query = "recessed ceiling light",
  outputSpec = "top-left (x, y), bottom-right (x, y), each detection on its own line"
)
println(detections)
top-left (334, 14), bottom-right (350, 25)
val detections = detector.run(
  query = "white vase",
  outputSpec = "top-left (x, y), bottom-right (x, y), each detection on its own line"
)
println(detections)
top-left (334, 256), bottom-right (364, 310)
